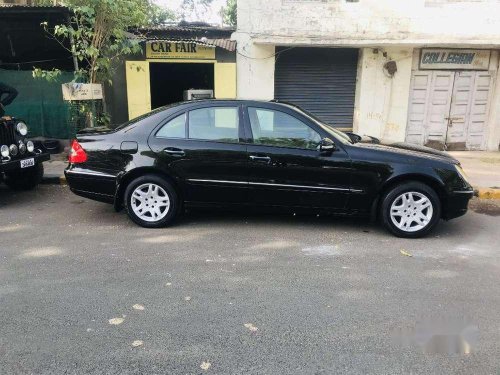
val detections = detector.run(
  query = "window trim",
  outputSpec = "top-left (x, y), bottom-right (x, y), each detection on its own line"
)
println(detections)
top-left (244, 106), bottom-right (323, 151)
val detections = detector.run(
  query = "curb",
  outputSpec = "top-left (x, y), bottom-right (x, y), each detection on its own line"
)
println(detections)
top-left (476, 188), bottom-right (500, 200)
top-left (41, 174), bottom-right (66, 185)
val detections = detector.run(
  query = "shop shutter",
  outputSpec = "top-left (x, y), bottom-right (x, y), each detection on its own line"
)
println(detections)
top-left (274, 48), bottom-right (358, 128)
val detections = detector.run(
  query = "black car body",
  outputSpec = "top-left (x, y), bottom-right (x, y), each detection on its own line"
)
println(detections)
top-left (65, 100), bottom-right (474, 237)
top-left (1, 116), bottom-right (50, 190)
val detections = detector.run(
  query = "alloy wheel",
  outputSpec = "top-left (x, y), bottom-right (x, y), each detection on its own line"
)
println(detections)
top-left (389, 191), bottom-right (433, 233)
top-left (130, 183), bottom-right (171, 222)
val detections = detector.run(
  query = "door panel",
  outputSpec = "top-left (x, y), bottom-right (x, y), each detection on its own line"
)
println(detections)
top-left (407, 70), bottom-right (491, 151)
top-left (148, 105), bottom-right (249, 205)
top-left (244, 105), bottom-right (351, 210)
top-left (466, 72), bottom-right (492, 150)
top-left (426, 72), bottom-right (455, 149)
top-left (445, 72), bottom-right (474, 150)
top-left (246, 145), bottom-right (352, 209)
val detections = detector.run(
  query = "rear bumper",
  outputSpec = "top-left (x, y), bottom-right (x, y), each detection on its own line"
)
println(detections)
top-left (0, 153), bottom-right (50, 172)
top-left (65, 167), bottom-right (117, 204)
top-left (443, 190), bottom-right (475, 220)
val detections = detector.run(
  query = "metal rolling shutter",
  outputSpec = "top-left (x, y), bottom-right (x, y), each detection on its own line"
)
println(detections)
top-left (274, 48), bottom-right (358, 128)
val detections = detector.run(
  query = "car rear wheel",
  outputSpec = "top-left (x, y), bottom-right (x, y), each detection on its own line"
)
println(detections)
top-left (381, 181), bottom-right (441, 238)
top-left (124, 175), bottom-right (178, 228)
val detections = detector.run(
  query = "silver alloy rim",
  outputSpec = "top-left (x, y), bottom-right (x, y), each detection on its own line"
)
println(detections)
top-left (390, 191), bottom-right (433, 232)
top-left (131, 183), bottom-right (170, 222)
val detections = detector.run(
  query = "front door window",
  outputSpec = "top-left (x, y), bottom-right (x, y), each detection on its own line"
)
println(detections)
top-left (247, 107), bottom-right (321, 149)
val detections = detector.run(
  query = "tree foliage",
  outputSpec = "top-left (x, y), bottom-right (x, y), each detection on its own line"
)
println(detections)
top-left (180, 0), bottom-right (214, 21)
top-left (223, 0), bottom-right (236, 26)
top-left (33, 0), bottom-right (174, 84)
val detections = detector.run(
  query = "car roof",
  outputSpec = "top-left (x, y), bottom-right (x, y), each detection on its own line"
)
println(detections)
top-left (168, 99), bottom-right (298, 110)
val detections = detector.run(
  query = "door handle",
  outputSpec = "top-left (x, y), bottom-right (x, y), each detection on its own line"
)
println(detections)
top-left (163, 147), bottom-right (185, 157)
top-left (249, 155), bottom-right (271, 164)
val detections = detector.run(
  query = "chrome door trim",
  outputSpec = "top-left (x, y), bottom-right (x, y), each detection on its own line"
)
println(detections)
top-left (188, 179), bottom-right (248, 185)
top-left (66, 169), bottom-right (116, 178)
top-left (187, 179), bottom-right (360, 192)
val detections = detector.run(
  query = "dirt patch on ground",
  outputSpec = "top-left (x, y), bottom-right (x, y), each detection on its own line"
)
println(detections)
top-left (469, 198), bottom-right (500, 216)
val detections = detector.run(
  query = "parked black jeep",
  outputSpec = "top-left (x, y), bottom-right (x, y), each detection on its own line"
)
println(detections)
top-left (0, 116), bottom-right (50, 190)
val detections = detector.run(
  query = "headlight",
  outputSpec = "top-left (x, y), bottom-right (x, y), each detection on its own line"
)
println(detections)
top-left (27, 141), bottom-right (35, 153)
top-left (19, 141), bottom-right (26, 154)
top-left (9, 144), bottom-right (18, 156)
top-left (455, 164), bottom-right (470, 184)
top-left (16, 122), bottom-right (28, 136)
top-left (0, 145), bottom-right (9, 157)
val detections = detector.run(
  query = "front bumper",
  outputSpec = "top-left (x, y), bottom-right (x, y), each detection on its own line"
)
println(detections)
top-left (443, 190), bottom-right (475, 220)
top-left (0, 152), bottom-right (50, 173)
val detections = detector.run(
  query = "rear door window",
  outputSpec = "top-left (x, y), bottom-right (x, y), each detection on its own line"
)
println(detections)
top-left (188, 107), bottom-right (239, 143)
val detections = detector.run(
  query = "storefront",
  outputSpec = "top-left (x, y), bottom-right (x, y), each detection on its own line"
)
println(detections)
top-left (274, 48), bottom-right (359, 129)
top-left (124, 25), bottom-right (237, 121)
top-left (406, 49), bottom-right (498, 151)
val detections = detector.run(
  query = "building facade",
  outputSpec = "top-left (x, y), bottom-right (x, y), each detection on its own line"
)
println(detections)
top-left (233, 0), bottom-right (500, 151)
top-left (114, 24), bottom-right (237, 124)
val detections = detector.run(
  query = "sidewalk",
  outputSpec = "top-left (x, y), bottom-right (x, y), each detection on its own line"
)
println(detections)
top-left (41, 153), bottom-right (67, 185)
top-left (41, 151), bottom-right (500, 198)
top-left (450, 151), bottom-right (500, 199)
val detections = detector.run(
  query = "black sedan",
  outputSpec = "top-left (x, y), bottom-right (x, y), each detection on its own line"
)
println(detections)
top-left (65, 100), bottom-right (474, 238)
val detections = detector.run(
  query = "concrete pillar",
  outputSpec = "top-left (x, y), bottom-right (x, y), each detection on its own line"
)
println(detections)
top-left (354, 47), bottom-right (413, 141)
top-left (487, 51), bottom-right (500, 151)
top-left (234, 32), bottom-right (275, 100)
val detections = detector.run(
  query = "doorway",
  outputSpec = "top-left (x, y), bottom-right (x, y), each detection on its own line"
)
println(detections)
top-left (406, 71), bottom-right (493, 150)
top-left (149, 62), bottom-right (214, 109)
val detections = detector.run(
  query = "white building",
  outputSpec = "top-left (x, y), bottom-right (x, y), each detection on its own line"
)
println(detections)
top-left (233, 0), bottom-right (500, 151)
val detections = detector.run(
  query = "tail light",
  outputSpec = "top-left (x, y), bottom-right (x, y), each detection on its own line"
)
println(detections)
top-left (69, 139), bottom-right (87, 164)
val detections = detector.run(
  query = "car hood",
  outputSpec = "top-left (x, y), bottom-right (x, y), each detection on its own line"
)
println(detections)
top-left (354, 137), bottom-right (459, 164)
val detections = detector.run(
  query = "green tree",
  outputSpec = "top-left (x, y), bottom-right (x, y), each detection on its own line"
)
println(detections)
top-left (33, 0), bottom-right (173, 84)
top-left (223, 0), bottom-right (236, 26)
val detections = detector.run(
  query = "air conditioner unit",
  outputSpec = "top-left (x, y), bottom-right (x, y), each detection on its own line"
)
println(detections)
top-left (183, 89), bottom-right (214, 101)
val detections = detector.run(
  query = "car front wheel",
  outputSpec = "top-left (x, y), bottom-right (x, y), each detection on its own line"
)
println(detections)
top-left (381, 182), bottom-right (441, 238)
top-left (124, 174), bottom-right (178, 228)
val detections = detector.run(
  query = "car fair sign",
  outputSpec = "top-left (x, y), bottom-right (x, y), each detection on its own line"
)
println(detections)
top-left (62, 83), bottom-right (103, 101)
top-left (146, 41), bottom-right (215, 60)
top-left (420, 49), bottom-right (491, 70)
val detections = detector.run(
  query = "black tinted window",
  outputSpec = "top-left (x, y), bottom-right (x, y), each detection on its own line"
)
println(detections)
top-left (248, 107), bottom-right (321, 149)
top-left (156, 113), bottom-right (186, 138)
top-left (188, 107), bottom-right (239, 143)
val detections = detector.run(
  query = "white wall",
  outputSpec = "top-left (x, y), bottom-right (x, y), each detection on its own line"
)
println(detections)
top-left (235, 32), bottom-right (276, 100)
top-left (354, 47), bottom-right (413, 141)
top-left (237, 0), bottom-right (500, 47)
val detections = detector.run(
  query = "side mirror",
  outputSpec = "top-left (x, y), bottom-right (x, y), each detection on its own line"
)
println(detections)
top-left (345, 132), bottom-right (362, 144)
top-left (319, 138), bottom-right (336, 154)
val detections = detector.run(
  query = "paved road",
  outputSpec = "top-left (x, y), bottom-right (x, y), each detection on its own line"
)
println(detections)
top-left (1, 185), bottom-right (500, 374)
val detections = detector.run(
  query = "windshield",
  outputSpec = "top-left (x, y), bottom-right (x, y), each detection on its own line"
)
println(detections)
top-left (287, 105), bottom-right (354, 145)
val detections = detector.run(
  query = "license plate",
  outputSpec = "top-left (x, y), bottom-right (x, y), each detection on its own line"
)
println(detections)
top-left (20, 158), bottom-right (35, 169)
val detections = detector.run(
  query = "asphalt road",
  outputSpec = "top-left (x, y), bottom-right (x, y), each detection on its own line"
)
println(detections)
top-left (1, 184), bottom-right (500, 374)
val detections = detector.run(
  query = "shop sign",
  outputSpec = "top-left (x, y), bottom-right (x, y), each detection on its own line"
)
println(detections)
top-left (62, 83), bottom-right (103, 101)
top-left (420, 49), bottom-right (490, 70)
top-left (146, 41), bottom-right (215, 60)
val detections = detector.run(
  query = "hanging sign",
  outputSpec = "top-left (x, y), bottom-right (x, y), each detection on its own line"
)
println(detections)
top-left (420, 49), bottom-right (491, 70)
top-left (62, 83), bottom-right (103, 101)
top-left (146, 41), bottom-right (215, 60)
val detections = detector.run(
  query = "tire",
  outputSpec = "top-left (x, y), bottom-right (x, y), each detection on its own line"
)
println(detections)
top-left (124, 174), bottom-right (178, 228)
top-left (380, 181), bottom-right (441, 238)
top-left (4, 163), bottom-right (43, 191)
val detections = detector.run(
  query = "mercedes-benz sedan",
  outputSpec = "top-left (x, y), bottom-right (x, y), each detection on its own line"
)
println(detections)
top-left (65, 100), bottom-right (474, 238)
